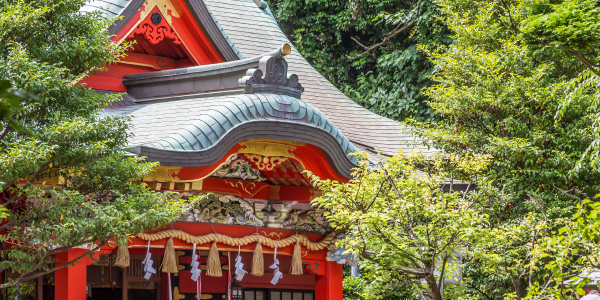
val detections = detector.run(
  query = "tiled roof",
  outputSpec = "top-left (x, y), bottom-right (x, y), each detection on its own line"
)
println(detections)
top-left (101, 90), bottom-right (358, 177)
top-left (89, 0), bottom-right (432, 169)
top-left (202, 0), bottom-right (427, 156)
top-left (80, 0), bottom-right (131, 19)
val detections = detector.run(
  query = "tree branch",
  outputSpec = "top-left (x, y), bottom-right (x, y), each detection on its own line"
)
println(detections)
top-left (0, 124), bottom-right (10, 141)
top-left (0, 239), bottom-right (110, 289)
top-left (467, 282), bottom-right (495, 300)
top-left (570, 50), bottom-right (600, 76)
top-left (347, 0), bottom-right (423, 60)
top-left (360, 250), bottom-right (430, 277)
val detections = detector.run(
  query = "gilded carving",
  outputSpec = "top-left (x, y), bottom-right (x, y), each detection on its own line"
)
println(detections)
top-left (243, 154), bottom-right (288, 171)
top-left (180, 194), bottom-right (330, 234)
top-left (140, 0), bottom-right (180, 26)
top-left (173, 287), bottom-right (185, 300)
top-left (143, 166), bottom-right (183, 182)
top-left (212, 155), bottom-right (265, 181)
top-left (261, 231), bottom-right (283, 239)
top-left (175, 250), bottom-right (185, 275)
top-left (282, 210), bottom-right (329, 234)
top-left (253, 139), bottom-right (305, 146)
top-left (238, 140), bottom-right (297, 158)
top-left (182, 194), bottom-right (264, 226)
top-left (224, 180), bottom-right (269, 197)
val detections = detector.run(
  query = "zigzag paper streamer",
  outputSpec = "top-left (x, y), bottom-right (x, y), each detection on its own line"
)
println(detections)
top-left (269, 248), bottom-right (283, 285)
top-left (235, 245), bottom-right (248, 281)
top-left (141, 241), bottom-right (156, 280)
top-left (190, 243), bottom-right (202, 281)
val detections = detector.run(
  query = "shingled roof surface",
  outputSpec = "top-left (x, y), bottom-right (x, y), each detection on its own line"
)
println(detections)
top-left (100, 90), bottom-right (359, 177)
top-left (202, 0), bottom-right (422, 156)
top-left (90, 0), bottom-right (429, 160)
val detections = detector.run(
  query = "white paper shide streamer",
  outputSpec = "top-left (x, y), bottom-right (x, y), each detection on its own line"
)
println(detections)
top-left (142, 241), bottom-right (156, 280)
top-left (269, 248), bottom-right (283, 285)
top-left (190, 243), bottom-right (202, 281)
top-left (234, 246), bottom-right (248, 281)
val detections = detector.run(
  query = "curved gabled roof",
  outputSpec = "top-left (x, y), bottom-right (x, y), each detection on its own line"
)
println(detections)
top-left (91, 0), bottom-right (432, 179)
top-left (87, 0), bottom-right (427, 157)
top-left (143, 94), bottom-right (354, 153)
top-left (102, 91), bottom-right (358, 178)
top-left (202, 0), bottom-right (427, 157)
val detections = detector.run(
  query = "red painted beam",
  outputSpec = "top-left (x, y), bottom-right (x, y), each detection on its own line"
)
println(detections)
top-left (278, 185), bottom-right (317, 202)
top-left (120, 51), bottom-right (177, 71)
top-left (171, 0), bottom-right (223, 63)
top-left (55, 249), bottom-right (91, 300)
top-left (315, 262), bottom-right (343, 300)
top-left (201, 177), bottom-right (271, 199)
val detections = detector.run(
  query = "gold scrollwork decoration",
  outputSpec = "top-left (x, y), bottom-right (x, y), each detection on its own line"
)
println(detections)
top-left (143, 166), bottom-right (183, 182)
top-left (261, 231), bottom-right (284, 239)
top-left (174, 250), bottom-right (185, 276)
top-left (244, 154), bottom-right (288, 171)
top-left (238, 140), bottom-right (298, 158)
top-left (173, 287), bottom-right (185, 300)
top-left (140, 0), bottom-right (180, 26)
top-left (225, 180), bottom-right (269, 197)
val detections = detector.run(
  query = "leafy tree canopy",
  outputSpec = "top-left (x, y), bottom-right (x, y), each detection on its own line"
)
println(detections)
top-left (0, 0), bottom-right (192, 287)
top-left (521, 0), bottom-right (600, 76)
top-left (404, 0), bottom-right (600, 298)
top-left (313, 152), bottom-right (492, 299)
top-left (269, 0), bottom-right (452, 121)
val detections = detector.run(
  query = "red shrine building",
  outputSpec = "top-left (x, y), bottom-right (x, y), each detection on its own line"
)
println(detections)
top-left (29, 0), bottom-right (419, 299)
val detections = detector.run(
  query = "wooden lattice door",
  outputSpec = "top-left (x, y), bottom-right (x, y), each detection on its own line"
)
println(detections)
top-left (122, 254), bottom-right (162, 300)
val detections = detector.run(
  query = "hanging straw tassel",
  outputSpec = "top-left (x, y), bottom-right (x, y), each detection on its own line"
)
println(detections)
top-left (162, 238), bottom-right (179, 273)
top-left (115, 243), bottom-right (130, 268)
top-left (251, 242), bottom-right (264, 277)
top-left (290, 241), bottom-right (303, 275)
top-left (207, 242), bottom-right (222, 277)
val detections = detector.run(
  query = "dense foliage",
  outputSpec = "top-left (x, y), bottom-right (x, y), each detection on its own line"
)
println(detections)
top-left (407, 0), bottom-right (600, 298)
top-left (0, 0), bottom-right (192, 287)
top-left (269, 0), bottom-right (452, 121)
top-left (313, 153), bottom-right (492, 299)
top-left (311, 0), bottom-right (600, 298)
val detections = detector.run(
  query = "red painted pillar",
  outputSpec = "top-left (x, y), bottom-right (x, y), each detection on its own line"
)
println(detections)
top-left (55, 249), bottom-right (90, 300)
top-left (315, 262), bottom-right (343, 300)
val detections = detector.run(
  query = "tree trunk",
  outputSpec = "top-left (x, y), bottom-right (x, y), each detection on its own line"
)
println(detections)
top-left (424, 273), bottom-right (443, 300)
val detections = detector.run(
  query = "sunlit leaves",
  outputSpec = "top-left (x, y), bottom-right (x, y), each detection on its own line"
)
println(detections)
top-left (406, 0), bottom-right (600, 297)
top-left (311, 152), bottom-right (492, 298)
top-left (0, 0), bottom-right (189, 284)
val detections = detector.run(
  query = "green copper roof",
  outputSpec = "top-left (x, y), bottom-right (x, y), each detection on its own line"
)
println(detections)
top-left (143, 93), bottom-right (355, 156)
top-left (102, 89), bottom-right (358, 177)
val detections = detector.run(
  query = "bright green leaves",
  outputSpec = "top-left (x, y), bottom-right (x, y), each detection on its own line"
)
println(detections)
top-left (521, 0), bottom-right (600, 75)
top-left (0, 80), bottom-right (27, 133)
top-left (405, 0), bottom-right (600, 298)
top-left (311, 152), bottom-right (492, 299)
top-left (0, 0), bottom-right (188, 287)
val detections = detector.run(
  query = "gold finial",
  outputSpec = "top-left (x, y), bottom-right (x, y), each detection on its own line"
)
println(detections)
top-left (281, 43), bottom-right (292, 56)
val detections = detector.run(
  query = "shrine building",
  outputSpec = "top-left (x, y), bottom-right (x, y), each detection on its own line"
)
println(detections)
top-left (39, 0), bottom-right (423, 299)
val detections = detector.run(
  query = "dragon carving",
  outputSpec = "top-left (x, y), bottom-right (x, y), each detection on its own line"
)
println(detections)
top-left (212, 154), bottom-right (266, 181)
top-left (181, 195), bottom-right (330, 234)
top-left (183, 194), bottom-right (263, 226)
